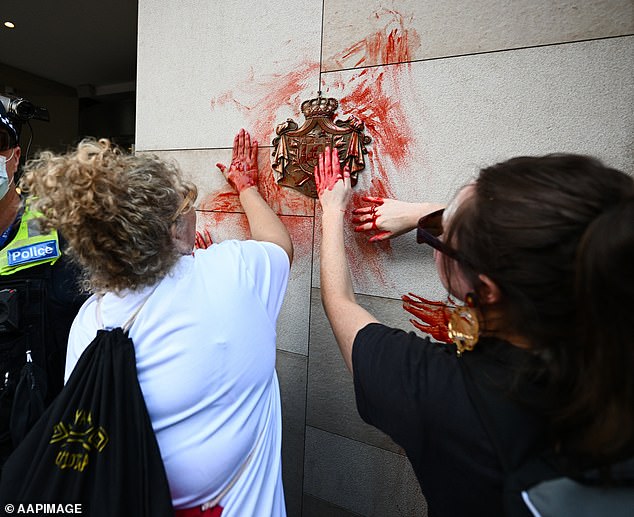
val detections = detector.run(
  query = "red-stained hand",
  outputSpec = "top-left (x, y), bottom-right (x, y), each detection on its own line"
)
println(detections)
top-left (315, 146), bottom-right (351, 212)
top-left (195, 229), bottom-right (213, 250)
top-left (216, 128), bottom-right (258, 193)
top-left (402, 292), bottom-right (453, 344)
top-left (352, 197), bottom-right (423, 242)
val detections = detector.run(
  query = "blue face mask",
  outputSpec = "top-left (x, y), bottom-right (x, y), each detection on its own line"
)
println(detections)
top-left (0, 149), bottom-right (15, 200)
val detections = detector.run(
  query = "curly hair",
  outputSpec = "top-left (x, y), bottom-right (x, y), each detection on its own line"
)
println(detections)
top-left (20, 138), bottom-right (197, 293)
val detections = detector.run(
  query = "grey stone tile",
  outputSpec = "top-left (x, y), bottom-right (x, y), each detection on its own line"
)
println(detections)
top-left (322, 0), bottom-right (634, 70)
top-left (144, 148), bottom-right (314, 217)
top-left (307, 288), bottom-right (423, 453)
top-left (304, 427), bottom-right (427, 517)
top-left (312, 206), bottom-right (448, 301)
top-left (277, 350), bottom-right (308, 517)
top-left (137, 0), bottom-right (323, 151)
top-left (303, 494), bottom-right (364, 517)
top-left (329, 37), bottom-right (634, 177)
top-left (275, 216), bottom-right (314, 356)
top-left (316, 37), bottom-right (634, 300)
top-left (306, 290), bottom-right (394, 452)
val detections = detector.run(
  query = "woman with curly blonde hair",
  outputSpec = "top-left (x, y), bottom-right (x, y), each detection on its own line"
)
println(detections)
top-left (23, 138), bottom-right (199, 293)
top-left (21, 130), bottom-right (293, 516)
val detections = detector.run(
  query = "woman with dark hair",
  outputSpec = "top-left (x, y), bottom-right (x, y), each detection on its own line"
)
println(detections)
top-left (20, 130), bottom-right (293, 516)
top-left (316, 147), bottom-right (633, 516)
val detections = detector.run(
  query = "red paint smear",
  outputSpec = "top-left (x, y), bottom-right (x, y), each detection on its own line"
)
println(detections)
top-left (196, 207), bottom-right (314, 259)
top-left (209, 61), bottom-right (320, 150)
top-left (334, 9), bottom-right (420, 69)
top-left (199, 189), bottom-right (241, 212)
top-left (249, 63), bottom-right (320, 141)
top-left (328, 13), bottom-right (420, 288)
top-left (197, 211), bottom-right (250, 242)
top-left (209, 90), bottom-right (235, 111)
top-left (341, 28), bottom-right (412, 68)
top-left (199, 171), bottom-right (313, 216)
top-left (197, 161), bottom-right (314, 251)
top-left (257, 162), bottom-right (315, 219)
top-left (336, 65), bottom-right (415, 287)
top-left (203, 62), bottom-right (318, 254)
top-left (339, 68), bottom-right (411, 168)
top-left (202, 14), bottom-right (420, 288)
top-left (346, 174), bottom-right (394, 287)
top-left (334, 9), bottom-right (418, 168)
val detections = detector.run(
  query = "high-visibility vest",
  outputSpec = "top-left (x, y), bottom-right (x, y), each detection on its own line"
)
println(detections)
top-left (0, 202), bottom-right (61, 275)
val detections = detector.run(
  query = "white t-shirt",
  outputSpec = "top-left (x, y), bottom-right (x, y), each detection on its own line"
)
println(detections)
top-left (65, 240), bottom-right (290, 516)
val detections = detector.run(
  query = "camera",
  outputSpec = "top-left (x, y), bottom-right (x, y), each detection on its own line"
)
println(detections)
top-left (0, 95), bottom-right (50, 123)
top-left (0, 288), bottom-right (19, 333)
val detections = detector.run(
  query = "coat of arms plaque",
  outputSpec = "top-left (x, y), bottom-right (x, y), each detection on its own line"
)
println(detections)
top-left (271, 96), bottom-right (372, 198)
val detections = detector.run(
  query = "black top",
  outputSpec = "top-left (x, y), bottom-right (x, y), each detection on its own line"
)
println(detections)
top-left (0, 234), bottom-right (86, 471)
top-left (352, 323), bottom-right (549, 517)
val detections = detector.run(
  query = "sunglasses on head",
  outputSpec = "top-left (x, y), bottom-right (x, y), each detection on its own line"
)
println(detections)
top-left (416, 208), bottom-right (473, 268)
top-left (171, 188), bottom-right (197, 222)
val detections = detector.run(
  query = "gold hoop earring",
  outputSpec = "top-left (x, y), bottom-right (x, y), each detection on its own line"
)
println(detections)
top-left (447, 292), bottom-right (479, 356)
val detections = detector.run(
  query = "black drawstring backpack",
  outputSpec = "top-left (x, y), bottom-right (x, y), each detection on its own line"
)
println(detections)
top-left (0, 295), bottom-right (173, 517)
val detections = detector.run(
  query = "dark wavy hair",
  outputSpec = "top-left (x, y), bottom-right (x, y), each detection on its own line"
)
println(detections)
top-left (445, 154), bottom-right (634, 464)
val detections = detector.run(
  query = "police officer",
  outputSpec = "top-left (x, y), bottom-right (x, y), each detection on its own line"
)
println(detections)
top-left (0, 103), bottom-right (86, 472)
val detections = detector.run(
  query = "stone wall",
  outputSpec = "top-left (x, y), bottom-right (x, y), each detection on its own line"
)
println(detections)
top-left (136, 1), bottom-right (634, 515)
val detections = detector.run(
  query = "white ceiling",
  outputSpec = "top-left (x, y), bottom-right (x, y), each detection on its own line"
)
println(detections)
top-left (0, 0), bottom-right (138, 93)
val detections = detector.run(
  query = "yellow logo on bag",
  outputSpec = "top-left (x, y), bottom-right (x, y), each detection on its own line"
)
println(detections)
top-left (49, 409), bottom-right (109, 472)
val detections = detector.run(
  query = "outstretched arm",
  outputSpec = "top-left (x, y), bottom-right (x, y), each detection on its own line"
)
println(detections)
top-left (352, 197), bottom-right (444, 242)
top-left (217, 129), bottom-right (293, 264)
top-left (316, 147), bottom-right (378, 372)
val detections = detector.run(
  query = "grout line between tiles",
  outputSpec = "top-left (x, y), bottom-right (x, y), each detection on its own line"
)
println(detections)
top-left (321, 33), bottom-right (634, 75)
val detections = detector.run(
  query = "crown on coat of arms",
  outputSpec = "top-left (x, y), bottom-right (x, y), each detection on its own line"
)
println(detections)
top-left (300, 96), bottom-right (339, 119)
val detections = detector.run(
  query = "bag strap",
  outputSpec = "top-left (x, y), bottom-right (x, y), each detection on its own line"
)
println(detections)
top-left (200, 425), bottom-right (266, 511)
top-left (95, 286), bottom-right (157, 333)
top-left (121, 292), bottom-right (153, 332)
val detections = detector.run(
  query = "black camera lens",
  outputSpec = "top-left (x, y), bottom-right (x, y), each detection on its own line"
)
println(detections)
top-left (1, 94), bottom-right (49, 124)
top-left (10, 98), bottom-right (36, 120)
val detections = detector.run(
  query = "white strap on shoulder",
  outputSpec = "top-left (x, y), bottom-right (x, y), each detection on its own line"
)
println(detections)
top-left (95, 287), bottom-right (157, 333)
top-left (95, 294), bottom-right (105, 330)
top-left (122, 289), bottom-right (155, 332)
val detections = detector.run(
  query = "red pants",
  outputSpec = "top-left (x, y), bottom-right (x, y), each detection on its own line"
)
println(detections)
top-left (174, 505), bottom-right (223, 517)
